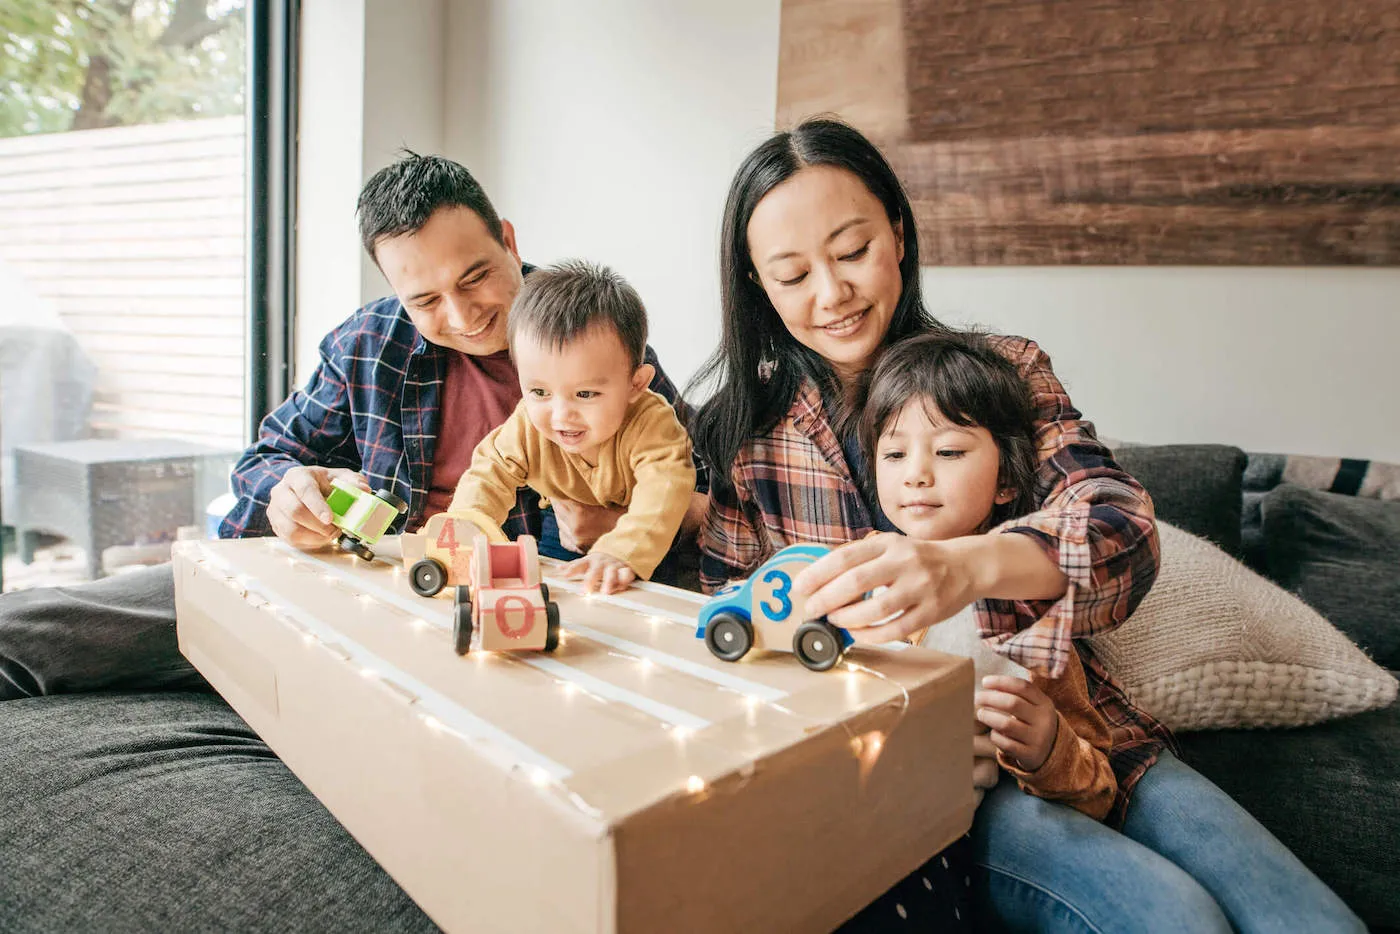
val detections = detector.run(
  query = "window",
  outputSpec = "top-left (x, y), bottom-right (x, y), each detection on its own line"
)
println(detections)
top-left (1, 0), bottom-right (251, 589)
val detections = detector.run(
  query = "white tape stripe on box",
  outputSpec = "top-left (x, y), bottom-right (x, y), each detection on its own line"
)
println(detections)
top-left (199, 546), bottom-right (573, 781)
top-left (537, 557), bottom-right (708, 606)
top-left (563, 622), bottom-right (787, 703)
top-left (275, 542), bottom-right (713, 732)
top-left (539, 576), bottom-right (697, 626)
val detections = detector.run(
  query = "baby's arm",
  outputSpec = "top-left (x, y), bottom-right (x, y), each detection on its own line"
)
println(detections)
top-left (977, 671), bottom-right (1117, 821)
top-left (446, 405), bottom-right (533, 529)
top-left (586, 397), bottom-right (696, 582)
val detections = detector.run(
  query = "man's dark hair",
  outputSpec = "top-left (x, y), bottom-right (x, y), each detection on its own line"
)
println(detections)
top-left (507, 260), bottom-right (648, 370)
top-left (356, 151), bottom-right (503, 261)
top-left (858, 330), bottom-right (1039, 526)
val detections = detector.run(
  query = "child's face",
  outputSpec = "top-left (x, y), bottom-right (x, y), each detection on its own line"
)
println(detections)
top-left (513, 323), bottom-right (653, 463)
top-left (874, 398), bottom-right (1014, 541)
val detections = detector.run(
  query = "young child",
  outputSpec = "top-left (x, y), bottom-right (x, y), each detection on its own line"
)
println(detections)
top-left (860, 331), bottom-right (1117, 821)
top-left (447, 260), bottom-right (696, 594)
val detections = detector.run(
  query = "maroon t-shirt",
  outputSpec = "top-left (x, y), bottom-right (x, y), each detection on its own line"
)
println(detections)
top-left (422, 349), bottom-right (522, 522)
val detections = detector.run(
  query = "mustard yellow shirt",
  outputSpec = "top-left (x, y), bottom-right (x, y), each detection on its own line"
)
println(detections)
top-left (447, 390), bottom-right (696, 579)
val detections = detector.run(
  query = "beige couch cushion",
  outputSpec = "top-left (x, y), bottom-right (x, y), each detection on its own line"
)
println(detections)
top-left (1088, 521), bottom-right (1397, 730)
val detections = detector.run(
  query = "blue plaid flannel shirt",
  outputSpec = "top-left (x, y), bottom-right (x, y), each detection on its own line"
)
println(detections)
top-left (220, 293), bottom-right (705, 540)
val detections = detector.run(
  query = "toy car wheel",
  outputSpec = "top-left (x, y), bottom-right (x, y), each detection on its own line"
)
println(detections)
top-left (375, 488), bottom-right (409, 515)
top-left (338, 533), bottom-right (375, 562)
top-left (453, 585), bottom-right (473, 655)
top-left (544, 601), bottom-right (561, 652)
top-left (409, 558), bottom-right (447, 597)
top-left (705, 612), bottom-right (753, 662)
top-left (793, 620), bottom-right (844, 672)
top-left (539, 582), bottom-right (550, 603)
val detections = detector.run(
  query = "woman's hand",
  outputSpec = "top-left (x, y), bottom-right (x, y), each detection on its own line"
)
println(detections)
top-left (551, 500), bottom-right (624, 553)
top-left (557, 551), bottom-right (637, 594)
top-left (267, 466), bottom-right (370, 549)
top-left (792, 533), bottom-right (983, 643)
top-left (975, 675), bottom-right (1058, 773)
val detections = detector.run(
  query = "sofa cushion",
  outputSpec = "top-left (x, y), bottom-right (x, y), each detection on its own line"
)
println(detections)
top-left (1088, 521), bottom-right (1397, 730)
top-left (1179, 700), bottom-right (1400, 931)
top-left (1110, 444), bottom-right (1246, 557)
top-left (1262, 484), bottom-right (1400, 671)
top-left (0, 692), bottom-right (439, 934)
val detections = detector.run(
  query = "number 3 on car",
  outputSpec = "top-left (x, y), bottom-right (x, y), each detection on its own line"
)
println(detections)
top-left (694, 544), bottom-right (853, 672)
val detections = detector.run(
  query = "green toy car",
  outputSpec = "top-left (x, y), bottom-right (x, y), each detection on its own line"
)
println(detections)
top-left (326, 478), bottom-right (409, 560)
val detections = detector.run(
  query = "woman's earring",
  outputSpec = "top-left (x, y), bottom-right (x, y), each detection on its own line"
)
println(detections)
top-left (994, 488), bottom-right (1016, 504)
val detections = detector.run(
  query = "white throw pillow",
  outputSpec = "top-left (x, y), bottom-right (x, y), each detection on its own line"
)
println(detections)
top-left (1088, 521), bottom-right (1398, 730)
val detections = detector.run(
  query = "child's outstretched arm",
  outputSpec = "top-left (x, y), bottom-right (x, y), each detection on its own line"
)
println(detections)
top-left (585, 394), bottom-right (696, 586)
top-left (976, 671), bottom-right (1117, 821)
top-left (446, 404), bottom-right (534, 529)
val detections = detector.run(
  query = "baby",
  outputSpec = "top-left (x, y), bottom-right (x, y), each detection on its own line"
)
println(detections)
top-left (861, 331), bottom-right (1118, 819)
top-left (447, 260), bottom-right (695, 594)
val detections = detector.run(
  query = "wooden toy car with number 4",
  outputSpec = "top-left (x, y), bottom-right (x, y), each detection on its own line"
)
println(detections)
top-left (453, 535), bottom-right (561, 654)
top-left (401, 509), bottom-right (505, 597)
top-left (326, 478), bottom-right (409, 561)
top-left (695, 543), bottom-right (853, 671)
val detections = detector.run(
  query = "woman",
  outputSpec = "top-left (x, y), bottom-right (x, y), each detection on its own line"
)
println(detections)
top-left (690, 118), bottom-right (1362, 933)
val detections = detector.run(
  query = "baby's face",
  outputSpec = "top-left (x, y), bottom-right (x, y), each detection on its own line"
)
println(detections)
top-left (874, 398), bottom-right (1012, 541)
top-left (513, 323), bottom-right (651, 464)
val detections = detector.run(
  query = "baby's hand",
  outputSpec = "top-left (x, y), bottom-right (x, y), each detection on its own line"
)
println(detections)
top-left (974, 675), bottom-right (1058, 773)
top-left (559, 552), bottom-right (637, 595)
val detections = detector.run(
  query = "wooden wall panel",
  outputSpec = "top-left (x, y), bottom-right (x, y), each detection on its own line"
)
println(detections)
top-left (777, 0), bottom-right (1400, 265)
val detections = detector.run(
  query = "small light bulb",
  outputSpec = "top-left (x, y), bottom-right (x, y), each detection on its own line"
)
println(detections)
top-left (412, 617), bottom-right (429, 630)
top-left (530, 767), bottom-right (552, 787)
top-left (671, 725), bottom-right (693, 741)
top-left (359, 667), bottom-right (378, 679)
top-left (422, 715), bottom-right (443, 732)
top-left (638, 658), bottom-right (654, 671)
top-left (686, 775), bottom-right (705, 794)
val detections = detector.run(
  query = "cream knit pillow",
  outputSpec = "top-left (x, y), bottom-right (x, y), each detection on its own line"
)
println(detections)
top-left (1088, 521), bottom-right (1397, 730)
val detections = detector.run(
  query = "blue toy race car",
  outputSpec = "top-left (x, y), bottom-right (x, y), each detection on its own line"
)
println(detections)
top-left (695, 543), bottom-right (854, 672)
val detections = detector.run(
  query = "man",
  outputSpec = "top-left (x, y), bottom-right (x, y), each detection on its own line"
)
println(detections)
top-left (0, 152), bottom-right (705, 699)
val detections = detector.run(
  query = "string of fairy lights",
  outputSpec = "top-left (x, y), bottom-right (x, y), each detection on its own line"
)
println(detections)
top-left (187, 538), bottom-right (916, 821)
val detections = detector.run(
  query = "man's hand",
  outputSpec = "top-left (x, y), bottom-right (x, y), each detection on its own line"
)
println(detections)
top-left (551, 499), bottom-right (624, 554)
top-left (557, 551), bottom-right (637, 594)
top-left (975, 675), bottom-right (1059, 773)
top-left (266, 466), bottom-right (370, 549)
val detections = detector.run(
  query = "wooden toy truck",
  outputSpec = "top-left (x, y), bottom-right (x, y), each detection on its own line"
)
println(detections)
top-left (452, 535), bottom-right (560, 655)
top-left (327, 479), bottom-right (408, 561)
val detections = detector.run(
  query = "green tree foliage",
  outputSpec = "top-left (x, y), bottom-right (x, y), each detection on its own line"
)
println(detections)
top-left (0, 0), bottom-right (245, 139)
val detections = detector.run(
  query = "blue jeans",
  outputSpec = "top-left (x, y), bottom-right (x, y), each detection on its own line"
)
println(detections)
top-left (972, 752), bottom-right (1364, 934)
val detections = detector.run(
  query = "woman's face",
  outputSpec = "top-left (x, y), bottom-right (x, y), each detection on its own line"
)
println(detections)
top-left (745, 165), bottom-right (905, 381)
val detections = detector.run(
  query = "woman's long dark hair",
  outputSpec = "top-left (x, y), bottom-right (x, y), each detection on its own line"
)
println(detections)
top-left (688, 118), bottom-right (943, 490)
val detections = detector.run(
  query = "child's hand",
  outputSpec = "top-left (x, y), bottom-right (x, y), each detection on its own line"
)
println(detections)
top-left (559, 552), bottom-right (637, 595)
top-left (974, 675), bottom-right (1058, 773)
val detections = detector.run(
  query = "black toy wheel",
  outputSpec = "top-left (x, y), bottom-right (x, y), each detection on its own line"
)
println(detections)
top-left (453, 585), bottom-right (474, 655)
top-left (793, 620), bottom-right (844, 672)
top-left (409, 558), bottom-right (446, 597)
top-left (705, 612), bottom-right (753, 662)
top-left (544, 601), bottom-right (561, 652)
top-left (540, 582), bottom-right (550, 603)
top-left (338, 534), bottom-right (375, 562)
top-left (375, 488), bottom-right (409, 514)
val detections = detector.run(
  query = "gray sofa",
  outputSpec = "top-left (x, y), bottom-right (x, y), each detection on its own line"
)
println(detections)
top-left (1, 444), bottom-right (1396, 932)
top-left (1113, 444), bottom-right (1400, 933)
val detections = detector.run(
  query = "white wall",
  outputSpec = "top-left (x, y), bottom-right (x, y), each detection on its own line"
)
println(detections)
top-left (307, 1), bottom-right (1400, 463)
top-left (442, 0), bottom-right (783, 387)
top-left (926, 267), bottom-right (1400, 462)
top-left (295, 0), bottom-right (445, 383)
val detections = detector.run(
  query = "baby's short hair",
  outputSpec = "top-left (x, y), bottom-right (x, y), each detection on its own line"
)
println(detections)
top-left (507, 260), bottom-right (648, 369)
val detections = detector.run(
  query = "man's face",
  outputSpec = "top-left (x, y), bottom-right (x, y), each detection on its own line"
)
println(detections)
top-left (375, 206), bottom-right (524, 355)
top-left (512, 323), bottom-right (654, 466)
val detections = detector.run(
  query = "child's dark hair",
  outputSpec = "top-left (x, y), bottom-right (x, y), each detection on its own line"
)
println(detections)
top-left (357, 151), bottom-right (504, 262)
top-left (859, 331), bottom-right (1039, 526)
top-left (506, 260), bottom-right (648, 369)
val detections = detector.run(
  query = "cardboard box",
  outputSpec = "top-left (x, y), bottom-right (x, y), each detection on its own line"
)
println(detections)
top-left (173, 537), bottom-right (973, 934)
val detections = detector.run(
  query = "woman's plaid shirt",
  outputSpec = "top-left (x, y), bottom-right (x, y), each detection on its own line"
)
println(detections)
top-left (699, 334), bottom-right (1177, 824)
